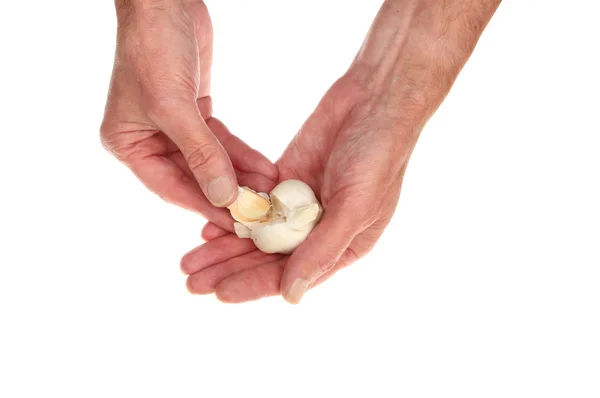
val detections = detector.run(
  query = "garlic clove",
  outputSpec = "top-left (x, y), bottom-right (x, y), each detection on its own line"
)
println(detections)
top-left (288, 203), bottom-right (322, 230)
top-left (233, 222), bottom-right (253, 239)
top-left (251, 222), bottom-right (312, 254)
top-left (228, 186), bottom-right (271, 223)
top-left (270, 180), bottom-right (319, 215)
top-left (269, 194), bottom-right (289, 216)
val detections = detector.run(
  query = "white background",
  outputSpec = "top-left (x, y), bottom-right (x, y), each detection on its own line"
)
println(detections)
top-left (1, 1), bottom-right (599, 397)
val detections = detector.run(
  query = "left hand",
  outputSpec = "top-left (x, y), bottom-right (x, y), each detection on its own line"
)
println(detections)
top-left (101, 0), bottom-right (277, 232)
top-left (181, 68), bottom-right (420, 304)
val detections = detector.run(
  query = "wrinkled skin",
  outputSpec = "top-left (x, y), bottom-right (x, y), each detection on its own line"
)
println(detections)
top-left (104, 0), bottom-right (501, 303)
top-left (178, 0), bottom-right (502, 303)
top-left (101, 0), bottom-right (278, 232)
top-left (181, 69), bottom-right (421, 303)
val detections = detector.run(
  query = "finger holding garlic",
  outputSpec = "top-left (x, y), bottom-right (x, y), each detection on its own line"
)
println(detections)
top-left (227, 180), bottom-right (323, 254)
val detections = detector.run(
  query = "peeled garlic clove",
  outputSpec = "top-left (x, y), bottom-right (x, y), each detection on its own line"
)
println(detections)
top-left (228, 186), bottom-right (271, 223)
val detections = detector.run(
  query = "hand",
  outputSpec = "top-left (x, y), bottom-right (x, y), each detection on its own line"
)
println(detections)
top-left (180, 0), bottom-right (501, 303)
top-left (100, 0), bottom-right (277, 231)
top-left (181, 69), bottom-right (417, 303)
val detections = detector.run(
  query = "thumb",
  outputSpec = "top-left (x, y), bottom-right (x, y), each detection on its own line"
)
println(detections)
top-left (280, 200), bottom-right (363, 304)
top-left (154, 101), bottom-right (238, 207)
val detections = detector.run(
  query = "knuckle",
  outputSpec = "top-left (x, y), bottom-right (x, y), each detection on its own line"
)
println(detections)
top-left (98, 122), bottom-right (131, 163)
top-left (316, 255), bottom-right (337, 275)
top-left (239, 150), bottom-right (257, 168)
top-left (185, 144), bottom-right (219, 173)
top-left (99, 123), bottom-right (119, 157)
top-left (345, 246), bottom-right (362, 263)
top-left (145, 96), bottom-right (180, 120)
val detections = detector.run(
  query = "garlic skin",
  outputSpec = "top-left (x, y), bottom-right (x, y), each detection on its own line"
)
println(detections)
top-left (228, 180), bottom-right (322, 254)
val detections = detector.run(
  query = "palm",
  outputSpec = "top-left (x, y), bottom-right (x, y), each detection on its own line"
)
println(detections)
top-left (183, 74), bottom-right (406, 302)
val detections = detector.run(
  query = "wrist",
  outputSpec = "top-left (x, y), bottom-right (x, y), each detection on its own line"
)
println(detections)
top-left (352, 0), bottom-right (500, 124)
top-left (115, 0), bottom-right (183, 19)
top-left (117, 0), bottom-right (182, 7)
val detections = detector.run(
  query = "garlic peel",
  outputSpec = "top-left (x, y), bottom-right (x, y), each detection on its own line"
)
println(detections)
top-left (257, 192), bottom-right (270, 201)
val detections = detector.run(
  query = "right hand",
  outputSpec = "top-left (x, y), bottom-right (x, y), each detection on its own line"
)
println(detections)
top-left (181, 69), bottom-right (418, 303)
top-left (100, 0), bottom-right (277, 231)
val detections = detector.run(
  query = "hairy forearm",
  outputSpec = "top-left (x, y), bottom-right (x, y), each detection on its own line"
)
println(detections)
top-left (116, 0), bottom-right (181, 9)
top-left (114, 0), bottom-right (193, 20)
top-left (354, 0), bottom-right (501, 128)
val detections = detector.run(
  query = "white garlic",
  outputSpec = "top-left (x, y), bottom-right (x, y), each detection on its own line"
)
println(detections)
top-left (227, 180), bottom-right (323, 254)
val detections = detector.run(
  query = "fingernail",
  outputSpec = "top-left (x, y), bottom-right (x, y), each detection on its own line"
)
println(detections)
top-left (207, 175), bottom-right (236, 207)
top-left (285, 279), bottom-right (311, 305)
